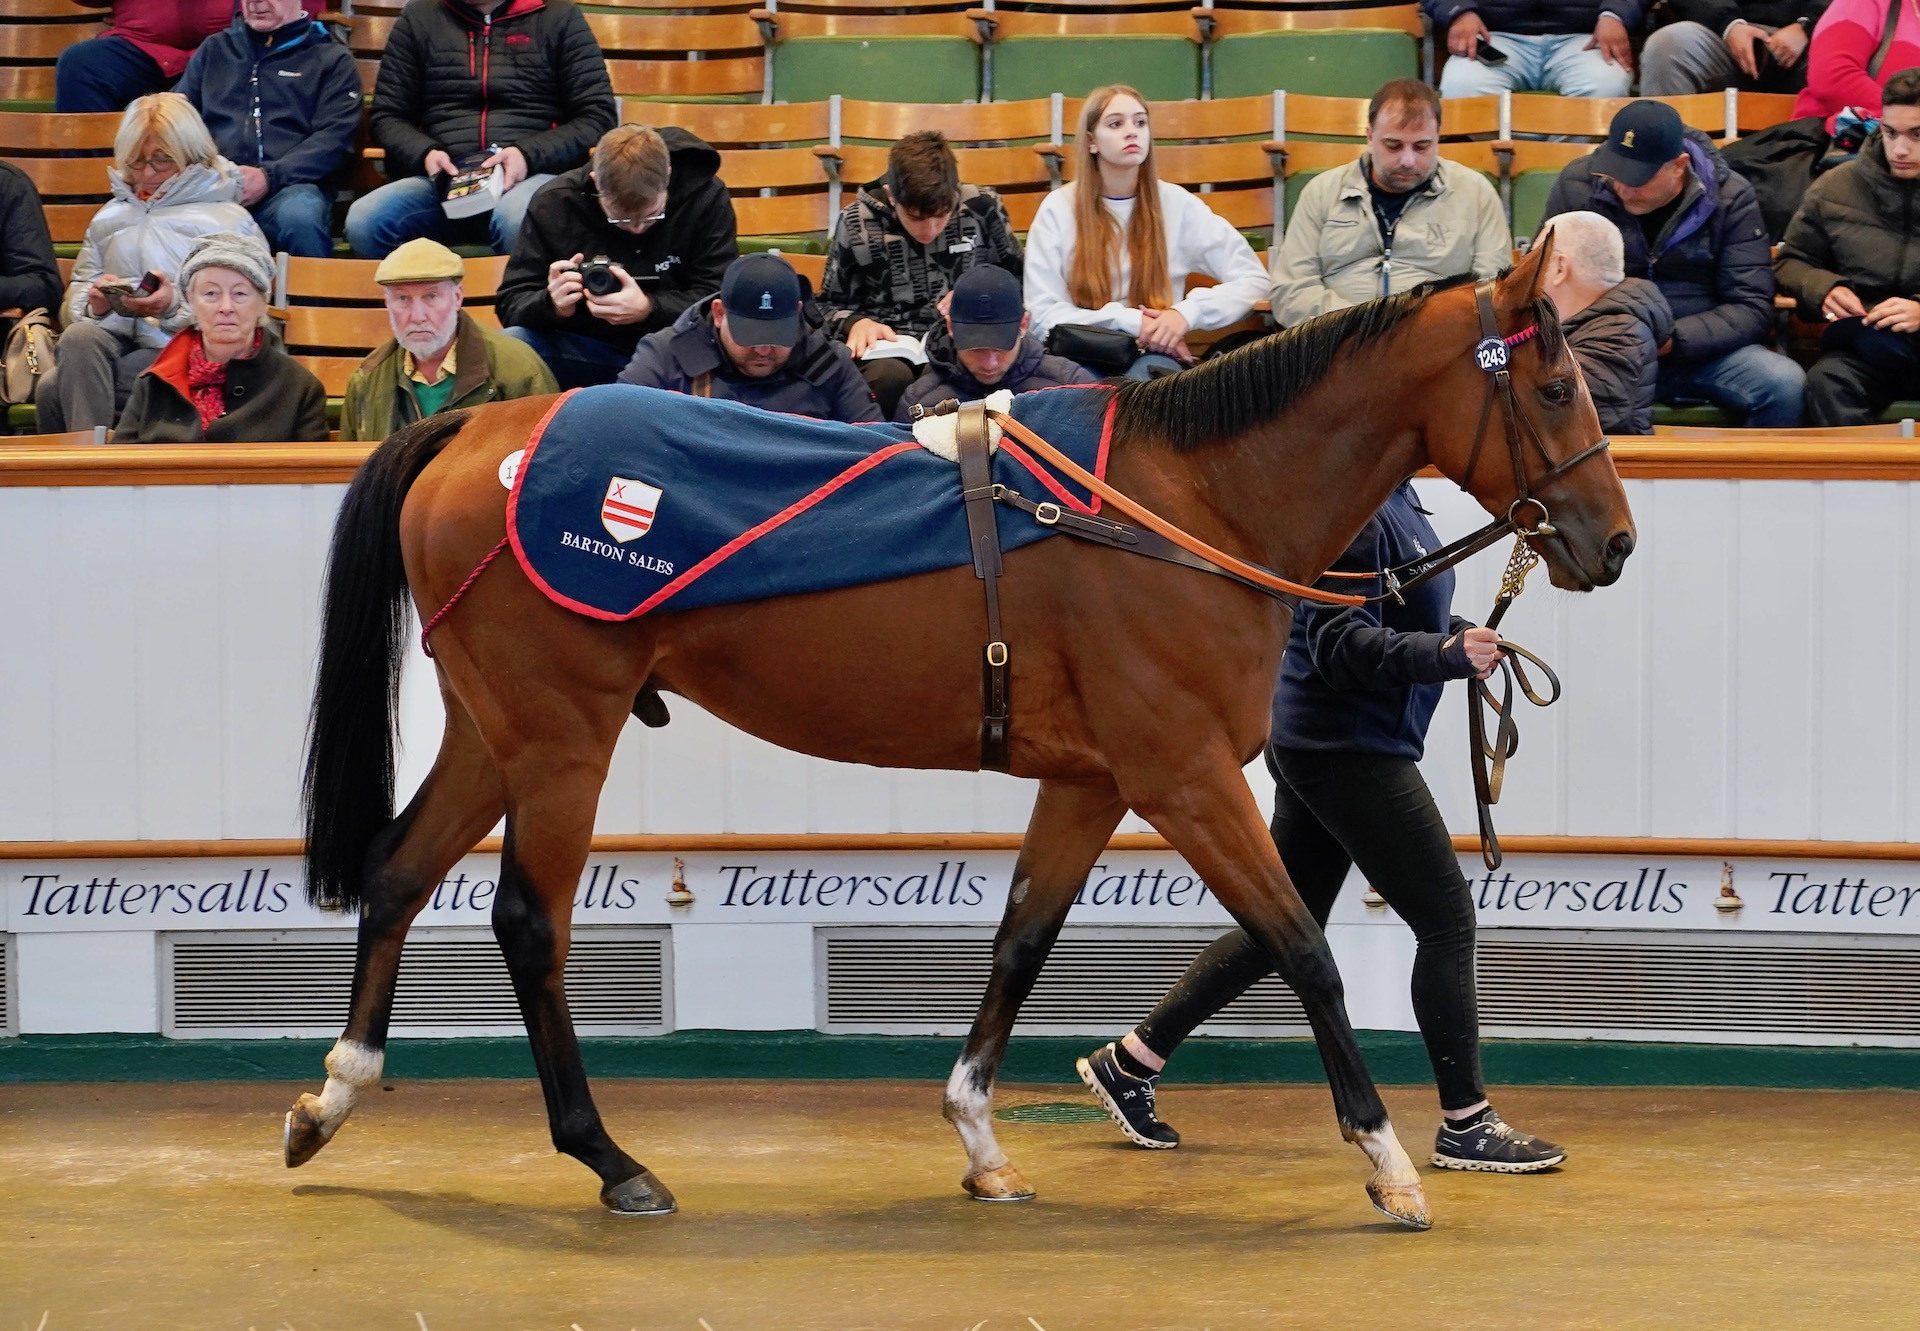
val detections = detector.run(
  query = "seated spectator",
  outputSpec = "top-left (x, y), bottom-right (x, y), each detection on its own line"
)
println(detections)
top-left (1536, 211), bottom-right (1675, 436)
top-left (111, 232), bottom-right (327, 442)
top-left (1025, 85), bottom-right (1267, 379)
top-left (1542, 100), bottom-right (1805, 427)
top-left (348, 0), bottom-right (617, 259)
top-left (1776, 70), bottom-right (1920, 425)
top-left (0, 160), bottom-right (63, 326)
top-left (1270, 79), bottom-right (1511, 329)
top-left (57, 0), bottom-right (237, 115)
top-left (37, 93), bottom-right (264, 434)
top-left (1794, 0), bottom-right (1920, 128)
top-left (618, 254), bottom-right (880, 422)
top-left (1428, 0), bottom-right (1640, 99)
top-left (1642, 0), bottom-right (1826, 96)
top-left (894, 266), bottom-right (1094, 422)
top-left (497, 125), bottom-right (737, 390)
top-left (177, 0), bottom-right (361, 259)
top-left (820, 130), bottom-right (1024, 418)
top-left (342, 239), bottom-right (558, 441)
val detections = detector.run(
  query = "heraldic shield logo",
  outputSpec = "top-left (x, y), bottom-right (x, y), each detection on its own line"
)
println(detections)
top-left (601, 476), bottom-right (664, 543)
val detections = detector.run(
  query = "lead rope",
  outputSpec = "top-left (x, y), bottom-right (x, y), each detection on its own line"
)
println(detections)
top-left (1468, 534), bottom-right (1563, 869)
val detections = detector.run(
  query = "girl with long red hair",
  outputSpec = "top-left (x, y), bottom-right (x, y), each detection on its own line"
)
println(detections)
top-left (1024, 85), bottom-right (1268, 376)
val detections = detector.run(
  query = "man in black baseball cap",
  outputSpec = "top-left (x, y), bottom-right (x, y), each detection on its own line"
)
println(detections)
top-left (895, 265), bottom-right (1093, 421)
top-left (1539, 98), bottom-right (1804, 427)
top-left (618, 254), bottom-right (881, 421)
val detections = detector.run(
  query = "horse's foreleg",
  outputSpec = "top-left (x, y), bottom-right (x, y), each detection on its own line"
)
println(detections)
top-left (1123, 755), bottom-right (1430, 1231)
top-left (286, 689), bottom-right (504, 1167)
top-left (944, 777), bottom-right (1126, 1202)
top-left (492, 748), bottom-right (674, 1215)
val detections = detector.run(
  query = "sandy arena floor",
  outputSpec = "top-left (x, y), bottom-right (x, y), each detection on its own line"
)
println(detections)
top-left (4, 1078), bottom-right (1918, 1329)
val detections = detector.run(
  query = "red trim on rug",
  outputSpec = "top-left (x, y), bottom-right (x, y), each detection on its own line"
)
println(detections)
top-left (999, 439), bottom-right (1098, 515)
top-left (504, 389), bottom-right (610, 619)
top-left (627, 441), bottom-right (924, 619)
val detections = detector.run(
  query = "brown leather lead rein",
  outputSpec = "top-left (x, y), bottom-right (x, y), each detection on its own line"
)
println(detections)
top-left (1468, 537), bottom-right (1563, 870)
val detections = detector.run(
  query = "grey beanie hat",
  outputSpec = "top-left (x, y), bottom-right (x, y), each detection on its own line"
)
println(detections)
top-left (177, 231), bottom-right (274, 300)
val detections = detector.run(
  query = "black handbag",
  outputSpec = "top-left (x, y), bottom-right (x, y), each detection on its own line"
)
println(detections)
top-left (1045, 322), bottom-right (1140, 373)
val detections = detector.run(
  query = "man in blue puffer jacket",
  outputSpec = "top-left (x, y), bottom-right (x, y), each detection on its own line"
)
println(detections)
top-left (177, 0), bottom-right (362, 257)
top-left (1426, 0), bottom-right (1643, 98)
top-left (1542, 99), bottom-right (1805, 427)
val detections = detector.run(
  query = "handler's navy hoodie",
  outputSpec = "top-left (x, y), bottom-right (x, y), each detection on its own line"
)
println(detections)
top-left (1269, 482), bottom-right (1478, 760)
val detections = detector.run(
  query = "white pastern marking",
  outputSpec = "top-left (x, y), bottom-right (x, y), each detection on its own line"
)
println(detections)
top-left (943, 1058), bottom-right (1006, 1174)
top-left (314, 1039), bottom-right (384, 1128)
top-left (1354, 1123), bottom-right (1420, 1187)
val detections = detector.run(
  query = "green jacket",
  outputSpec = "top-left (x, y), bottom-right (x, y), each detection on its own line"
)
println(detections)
top-left (340, 311), bottom-right (558, 441)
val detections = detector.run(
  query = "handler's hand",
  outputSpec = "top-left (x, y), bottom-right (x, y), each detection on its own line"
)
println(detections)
top-left (1447, 626), bottom-right (1503, 679)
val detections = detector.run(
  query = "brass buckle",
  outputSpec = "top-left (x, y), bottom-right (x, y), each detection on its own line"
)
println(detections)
top-left (985, 641), bottom-right (1008, 667)
top-left (1034, 501), bottom-right (1062, 525)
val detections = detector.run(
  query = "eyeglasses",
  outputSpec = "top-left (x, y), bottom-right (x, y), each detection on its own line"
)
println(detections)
top-left (596, 193), bottom-right (667, 230)
top-left (125, 155), bottom-right (179, 173)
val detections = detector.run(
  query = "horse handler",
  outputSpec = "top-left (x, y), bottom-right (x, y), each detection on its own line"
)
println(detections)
top-left (1079, 481), bottom-right (1566, 1173)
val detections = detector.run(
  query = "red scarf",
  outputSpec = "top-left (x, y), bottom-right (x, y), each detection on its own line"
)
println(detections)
top-left (185, 329), bottom-right (261, 432)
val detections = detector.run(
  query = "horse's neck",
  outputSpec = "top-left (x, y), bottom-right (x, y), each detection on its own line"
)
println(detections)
top-left (1163, 391), bottom-right (1427, 588)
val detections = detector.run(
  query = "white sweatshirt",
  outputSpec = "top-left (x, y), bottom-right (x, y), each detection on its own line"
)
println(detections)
top-left (1022, 179), bottom-right (1270, 339)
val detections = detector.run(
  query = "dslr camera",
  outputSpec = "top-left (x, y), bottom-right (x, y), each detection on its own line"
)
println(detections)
top-left (576, 255), bottom-right (623, 298)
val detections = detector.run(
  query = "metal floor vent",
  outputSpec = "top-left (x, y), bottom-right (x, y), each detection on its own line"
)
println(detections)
top-left (1477, 930), bottom-right (1920, 1045)
top-left (818, 927), bottom-right (1307, 1035)
top-left (163, 927), bottom-right (671, 1039)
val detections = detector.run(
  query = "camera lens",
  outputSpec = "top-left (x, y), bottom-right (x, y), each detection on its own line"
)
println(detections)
top-left (582, 263), bottom-right (621, 298)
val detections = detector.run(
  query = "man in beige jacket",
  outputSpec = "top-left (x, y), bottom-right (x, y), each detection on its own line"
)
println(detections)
top-left (1269, 79), bottom-right (1511, 328)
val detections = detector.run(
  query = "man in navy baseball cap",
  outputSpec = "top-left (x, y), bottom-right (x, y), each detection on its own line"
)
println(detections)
top-left (718, 252), bottom-right (803, 350)
top-left (1587, 99), bottom-right (1687, 193)
top-left (895, 264), bottom-right (1095, 420)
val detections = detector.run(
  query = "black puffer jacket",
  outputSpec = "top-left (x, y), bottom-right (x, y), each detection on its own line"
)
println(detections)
top-left (369, 0), bottom-right (616, 180)
top-left (1776, 136), bottom-right (1920, 312)
top-left (1563, 277), bottom-right (1674, 437)
top-left (496, 129), bottom-right (739, 352)
top-left (1543, 130), bottom-right (1776, 366)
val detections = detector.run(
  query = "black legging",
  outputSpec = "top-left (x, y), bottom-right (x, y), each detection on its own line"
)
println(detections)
top-left (1134, 744), bottom-right (1485, 1111)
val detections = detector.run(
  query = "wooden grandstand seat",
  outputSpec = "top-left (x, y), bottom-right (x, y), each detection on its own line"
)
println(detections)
top-left (5, 155), bottom-right (112, 246)
top-left (1151, 140), bottom-right (1279, 244)
top-left (0, 0), bottom-right (105, 17)
top-left (767, 250), bottom-right (826, 289)
top-left (835, 96), bottom-right (1058, 146)
top-left (1735, 91), bottom-right (1799, 134)
top-left (0, 428), bottom-right (107, 446)
top-left (0, 19), bottom-right (104, 61)
top-left (719, 146), bottom-right (835, 250)
top-left (970, 7), bottom-right (1202, 101)
top-left (0, 109), bottom-right (119, 154)
top-left (1146, 93), bottom-right (1278, 143)
top-left (1505, 91), bottom-right (1733, 142)
top-left (1196, 4), bottom-right (1424, 38)
top-left (605, 57), bottom-right (763, 99)
top-left (755, 9), bottom-right (983, 103)
top-left (623, 99), bottom-right (834, 149)
top-left (592, 12), bottom-right (765, 98)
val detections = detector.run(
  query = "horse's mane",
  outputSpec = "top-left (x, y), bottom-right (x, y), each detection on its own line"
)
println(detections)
top-left (1109, 274), bottom-right (1565, 453)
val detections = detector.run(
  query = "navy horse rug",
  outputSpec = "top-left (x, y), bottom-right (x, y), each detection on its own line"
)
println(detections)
top-left (506, 383), bottom-right (1115, 620)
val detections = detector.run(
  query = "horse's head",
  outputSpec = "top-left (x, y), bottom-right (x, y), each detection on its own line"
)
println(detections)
top-left (1421, 235), bottom-right (1636, 591)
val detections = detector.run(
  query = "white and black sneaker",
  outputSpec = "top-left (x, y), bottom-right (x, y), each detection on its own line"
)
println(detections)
top-left (1076, 1042), bottom-right (1180, 1149)
top-left (1432, 1108), bottom-right (1565, 1173)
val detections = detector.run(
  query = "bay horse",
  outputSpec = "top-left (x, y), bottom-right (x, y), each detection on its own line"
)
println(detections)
top-left (286, 240), bottom-right (1635, 1230)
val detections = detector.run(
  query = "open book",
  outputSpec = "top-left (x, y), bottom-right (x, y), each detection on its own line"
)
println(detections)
top-left (859, 334), bottom-right (928, 367)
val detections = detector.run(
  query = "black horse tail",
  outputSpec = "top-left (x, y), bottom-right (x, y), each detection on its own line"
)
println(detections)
top-left (303, 411), bottom-right (472, 911)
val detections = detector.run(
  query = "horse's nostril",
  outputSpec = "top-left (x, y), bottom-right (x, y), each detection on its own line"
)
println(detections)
top-left (1606, 530), bottom-right (1635, 570)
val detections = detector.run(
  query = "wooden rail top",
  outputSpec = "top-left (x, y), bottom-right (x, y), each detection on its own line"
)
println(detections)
top-left (3, 438), bottom-right (1920, 487)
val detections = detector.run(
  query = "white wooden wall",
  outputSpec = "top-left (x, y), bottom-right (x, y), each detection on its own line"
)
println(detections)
top-left (2, 476), bottom-right (1915, 845)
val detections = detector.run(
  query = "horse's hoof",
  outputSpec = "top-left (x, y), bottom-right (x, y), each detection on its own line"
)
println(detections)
top-left (963, 1163), bottom-right (1035, 1202)
top-left (284, 1094), bottom-right (336, 1169)
top-left (601, 1168), bottom-right (678, 1216)
top-left (1366, 1179), bottom-right (1433, 1231)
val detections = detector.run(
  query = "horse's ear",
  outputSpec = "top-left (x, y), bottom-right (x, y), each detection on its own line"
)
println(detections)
top-left (1499, 228), bottom-right (1556, 309)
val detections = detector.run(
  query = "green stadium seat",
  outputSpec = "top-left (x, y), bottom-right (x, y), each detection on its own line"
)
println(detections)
top-left (769, 36), bottom-right (980, 103)
top-left (990, 35), bottom-right (1199, 101)
top-left (1211, 30), bottom-right (1418, 100)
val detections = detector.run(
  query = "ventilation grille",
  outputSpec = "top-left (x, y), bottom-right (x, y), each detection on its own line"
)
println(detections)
top-left (820, 927), bottom-right (1306, 1034)
top-left (164, 928), bottom-right (670, 1038)
top-left (1478, 931), bottom-right (1920, 1042)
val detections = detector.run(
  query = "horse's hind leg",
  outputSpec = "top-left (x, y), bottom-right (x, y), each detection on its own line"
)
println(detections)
top-left (490, 726), bottom-right (674, 1214)
top-left (286, 683), bottom-right (505, 1167)
top-left (944, 777), bottom-right (1126, 1201)
top-left (1121, 751), bottom-right (1430, 1231)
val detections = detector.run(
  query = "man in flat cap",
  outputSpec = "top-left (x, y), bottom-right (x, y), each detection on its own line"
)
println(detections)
top-left (617, 253), bottom-right (880, 422)
top-left (340, 237), bottom-right (557, 441)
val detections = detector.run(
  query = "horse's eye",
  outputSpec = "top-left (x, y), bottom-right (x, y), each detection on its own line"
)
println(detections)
top-left (1541, 380), bottom-right (1573, 407)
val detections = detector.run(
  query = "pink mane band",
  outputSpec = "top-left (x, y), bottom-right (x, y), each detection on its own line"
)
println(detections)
top-left (1504, 325), bottom-right (1540, 347)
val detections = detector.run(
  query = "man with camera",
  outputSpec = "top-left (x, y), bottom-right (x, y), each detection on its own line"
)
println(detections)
top-left (497, 124), bottom-right (739, 390)
top-left (618, 253), bottom-right (881, 422)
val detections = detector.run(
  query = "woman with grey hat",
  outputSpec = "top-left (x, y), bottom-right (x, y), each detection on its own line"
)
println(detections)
top-left (112, 232), bottom-right (328, 443)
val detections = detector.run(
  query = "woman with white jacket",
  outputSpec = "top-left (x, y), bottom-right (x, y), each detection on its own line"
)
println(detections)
top-left (1024, 84), bottom-right (1269, 378)
top-left (36, 92), bottom-right (265, 433)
